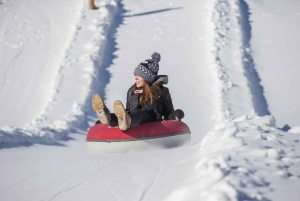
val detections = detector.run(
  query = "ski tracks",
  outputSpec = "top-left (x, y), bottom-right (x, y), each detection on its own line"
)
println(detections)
top-left (0, 157), bottom-right (87, 195)
top-left (208, 0), bottom-right (270, 121)
top-left (46, 155), bottom-right (166, 201)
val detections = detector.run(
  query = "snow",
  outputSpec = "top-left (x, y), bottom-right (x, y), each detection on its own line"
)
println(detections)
top-left (1, 0), bottom-right (300, 200)
top-left (0, 0), bottom-right (83, 127)
top-left (166, 115), bottom-right (300, 201)
top-left (288, 126), bottom-right (300, 134)
top-left (0, 0), bottom-right (120, 144)
top-left (245, 0), bottom-right (300, 127)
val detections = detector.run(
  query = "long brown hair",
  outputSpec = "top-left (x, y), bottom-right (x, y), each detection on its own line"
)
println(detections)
top-left (133, 81), bottom-right (169, 105)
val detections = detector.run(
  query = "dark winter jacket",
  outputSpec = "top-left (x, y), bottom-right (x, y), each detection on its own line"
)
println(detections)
top-left (126, 83), bottom-right (175, 121)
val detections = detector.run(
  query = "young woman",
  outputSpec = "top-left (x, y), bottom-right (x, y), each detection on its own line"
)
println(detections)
top-left (92, 52), bottom-right (184, 131)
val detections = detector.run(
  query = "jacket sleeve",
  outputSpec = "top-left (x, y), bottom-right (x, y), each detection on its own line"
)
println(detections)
top-left (126, 86), bottom-right (132, 110)
top-left (162, 87), bottom-right (175, 120)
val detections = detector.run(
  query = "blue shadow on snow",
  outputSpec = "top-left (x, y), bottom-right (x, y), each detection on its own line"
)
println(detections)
top-left (123, 7), bottom-right (183, 17)
top-left (239, 0), bottom-right (270, 116)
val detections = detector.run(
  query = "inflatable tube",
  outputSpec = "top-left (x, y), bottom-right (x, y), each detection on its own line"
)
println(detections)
top-left (86, 120), bottom-right (191, 153)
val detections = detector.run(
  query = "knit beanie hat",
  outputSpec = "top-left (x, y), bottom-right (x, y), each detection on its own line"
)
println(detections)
top-left (133, 52), bottom-right (161, 83)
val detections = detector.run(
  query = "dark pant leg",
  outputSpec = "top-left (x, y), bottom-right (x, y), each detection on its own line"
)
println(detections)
top-left (109, 113), bottom-right (118, 127)
top-left (129, 108), bottom-right (155, 127)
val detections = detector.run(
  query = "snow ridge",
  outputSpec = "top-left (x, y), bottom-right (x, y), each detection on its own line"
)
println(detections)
top-left (166, 115), bottom-right (300, 201)
top-left (197, 116), bottom-right (300, 201)
top-left (208, 0), bottom-right (235, 120)
top-left (209, 0), bottom-right (269, 121)
top-left (0, 0), bottom-right (120, 145)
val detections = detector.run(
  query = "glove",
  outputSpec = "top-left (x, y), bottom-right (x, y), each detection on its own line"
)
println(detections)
top-left (168, 109), bottom-right (184, 121)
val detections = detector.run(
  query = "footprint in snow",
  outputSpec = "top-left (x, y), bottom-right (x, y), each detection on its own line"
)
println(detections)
top-left (18, 20), bottom-right (31, 32)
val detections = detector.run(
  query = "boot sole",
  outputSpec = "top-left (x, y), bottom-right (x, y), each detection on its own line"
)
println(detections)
top-left (92, 94), bottom-right (109, 124)
top-left (113, 100), bottom-right (128, 131)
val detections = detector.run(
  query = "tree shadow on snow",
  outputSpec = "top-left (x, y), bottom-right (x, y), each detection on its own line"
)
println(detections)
top-left (123, 7), bottom-right (183, 18)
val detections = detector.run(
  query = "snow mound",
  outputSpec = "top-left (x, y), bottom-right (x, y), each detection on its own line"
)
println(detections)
top-left (165, 115), bottom-right (300, 201)
top-left (288, 126), bottom-right (300, 134)
top-left (0, 102), bottom-right (84, 144)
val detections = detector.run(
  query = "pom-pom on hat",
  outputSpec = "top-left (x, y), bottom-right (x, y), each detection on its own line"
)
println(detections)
top-left (134, 52), bottom-right (161, 83)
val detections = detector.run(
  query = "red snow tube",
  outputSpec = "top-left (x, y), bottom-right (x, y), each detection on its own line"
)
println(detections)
top-left (86, 120), bottom-right (191, 153)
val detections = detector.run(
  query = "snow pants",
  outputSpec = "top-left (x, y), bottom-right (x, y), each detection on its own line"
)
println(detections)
top-left (95, 108), bottom-right (155, 127)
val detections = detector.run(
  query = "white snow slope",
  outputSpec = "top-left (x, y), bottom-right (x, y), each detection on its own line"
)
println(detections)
top-left (1, 0), bottom-right (300, 201)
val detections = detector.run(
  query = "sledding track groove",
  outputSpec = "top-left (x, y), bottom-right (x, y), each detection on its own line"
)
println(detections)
top-left (237, 0), bottom-right (270, 116)
top-left (209, 0), bottom-right (270, 120)
top-left (0, 0), bottom-right (126, 145)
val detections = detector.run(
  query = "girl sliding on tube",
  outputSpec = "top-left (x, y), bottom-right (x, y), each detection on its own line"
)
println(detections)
top-left (92, 52), bottom-right (184, 131)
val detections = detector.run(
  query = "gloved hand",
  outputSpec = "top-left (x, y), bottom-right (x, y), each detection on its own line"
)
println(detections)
top-left (168, 109), bottom-right (184, 121)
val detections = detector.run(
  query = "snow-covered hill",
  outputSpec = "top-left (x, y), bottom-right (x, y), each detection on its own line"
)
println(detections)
top-left (1, 0), bottom-right (300, 200)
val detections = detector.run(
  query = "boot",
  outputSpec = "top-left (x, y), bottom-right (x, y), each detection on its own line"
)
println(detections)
top-left (113, 100), bottom-right (131, 131)
top-left (88, 0), bottom-right (98, 9)
top-left (92, 94), bottom-right (111, 124)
